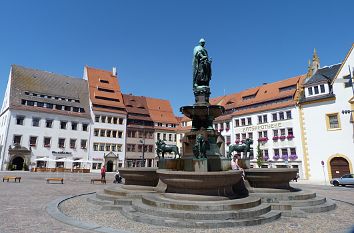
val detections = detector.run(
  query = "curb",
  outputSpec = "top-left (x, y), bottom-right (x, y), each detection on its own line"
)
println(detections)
top-left (46, 192), bottom-right (134, 233)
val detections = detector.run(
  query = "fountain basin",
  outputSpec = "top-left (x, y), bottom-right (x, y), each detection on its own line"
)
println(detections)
top-left (245, 168), bottom-right (298, 190)
top-left (157, 170), bottom-right (243, 197)
top-left (119, 167), bottom-right (158, 186)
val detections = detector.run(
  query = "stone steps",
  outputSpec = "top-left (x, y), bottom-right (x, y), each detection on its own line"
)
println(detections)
top-left (132, 198), bottom-right (272, 220)
top-left (295, 198), bottom-right (336, 213)
top-left (279, 196), bottom-right (327, 207)
top-left (251, 190), bottom-right (317, 202)
top-left (141, 193), bottom-right (262, 211)
top-left (103, 185), bottom-right (156, 198)
top-left (86, 195), bottom-right (113, 206)
top-left (96, 192), bottom-right (123, 201)
top-left (121, 205), bottom-right (281, 228)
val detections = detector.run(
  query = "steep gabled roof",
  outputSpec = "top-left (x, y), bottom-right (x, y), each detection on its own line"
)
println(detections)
top-left (10, 65), bottom-right (91, 119)
top-left (85, 66), bottom-right (126, 113)
top-left (145, 97), bottom-right (178, 124)
top-left (210, 75), bottom-right (305, 117)
top-left (304, 64), bottom-right (341, 86)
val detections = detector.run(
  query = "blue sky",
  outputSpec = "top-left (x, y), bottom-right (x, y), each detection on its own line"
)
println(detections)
top-left (1, 0), bottom-right (354, 115)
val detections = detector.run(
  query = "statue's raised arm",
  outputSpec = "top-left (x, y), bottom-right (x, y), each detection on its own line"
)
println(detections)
top-left (192, 38), bottom-right (212, 90)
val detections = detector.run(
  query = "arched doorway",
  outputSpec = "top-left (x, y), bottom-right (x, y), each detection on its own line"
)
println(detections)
top-left (106, 160), bottom-right (113, 172)
top-left (11, 156), bottom-right (24, 170)
top-left (330, 157), bottom-right (350, 178)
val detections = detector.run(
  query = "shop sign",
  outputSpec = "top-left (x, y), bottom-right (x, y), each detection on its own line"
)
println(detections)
top-left (52, 151), bottom-right (72, 156)
top-left (240, 122), bottom-right (282, 132)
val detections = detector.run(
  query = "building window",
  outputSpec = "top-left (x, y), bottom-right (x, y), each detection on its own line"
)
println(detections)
top-left (13, 135), bottom-right (22, 144)
top-left (290, 148), bottom-right (296, 155)
top-left (29, 136), bottom-right (37, 147)
top-left (235, 133), bottom-right (240, 140)
top-left (286, 111), bottom-right (292, 119)
top-left (32, 118), bottom-right (40, 127)
top-left (308, 87), bottom-right (313, 95)
top-left (279, 112), bottom-right (285, 120)
top-left (169, 134), bottom-right (172, 141)
top-left (226, 135), bottom-right (231, 145)
top-left (119, 118), bottom-right (124, 124)
top-left (106, 144), bottom-right (111, 151)
top-left (282, 148), bottom-right (288, 156)
top-left (64, 106), bottom-right (71, 111)
top-left (287, 128), bottom-right (293, 136)
top-left (149, 145), bottom-right (153, 152)
top-left (60, 121), bottom-right (67, 129)
top-left (70, 139), bottom-right (76, 149)
top-left (106, 130), bottom-right (112, 137)
top-left (241, 118), bottom-right (246, 126)
top-left (235, 119), bottom-right (240, 127)
top-left (112, 130), bottom-right (117, 138)
top-left (272, 113), bottom-right (278, 122)
top-left (46, 103), bottom-right (54, 109)
top-left (16, 116), bottom-right (25, 125)
top-left (37, 102), bottom-right (44, 107)
top-left (280, 129), bottom-right (286, 136)
top-left (101, 116), bottom-right (106, 123)
top-left (163, 133), bottom-right (166, 141)
top-left (107, 116), bottom-right (112, 124)
top-left (320, 84), bottom-right (325, 93)
top-left (100, 129), bottom-right (106, 137)
top-left (263, 115), bottom-right (267, 123)
top-left (55, 105), bottom-right (62, 110)
top-left (46, 119), bottom-right (53, 128)
top-left (81, 140), bottom-right (87, 149)
top-left (273, 129), bottom-right (278, 137)
top-left (82, 123), bottom-right (88, 131)
top-left (93, 143), bottom-right (99, 151)
top-left (71, 122), bottom-right (78, 130)
top-left (258, 115), bottom-right (262, 124)
top-left (58, 138), bottom-right (65, 148)
top-left (274, 149), bottom-right (280, 156)
top-left (44, 137), bottom-right (51, 147)
top-left (247, 117), bottom-right (252, 125)
top-left (314, 86), bottom-right (319, 94)
top-left (95, 115), bottom-right (100, 122)
top-left (118, 131), bottom-right (123, 138)
top-left (248, 132), bottom-right (253, 139)
top-left (94, 129), bottom-right (99, 137)
top-left (99, 144), bottom-right (104, 151)
top-left (326, 113), bottom-right (341, 130)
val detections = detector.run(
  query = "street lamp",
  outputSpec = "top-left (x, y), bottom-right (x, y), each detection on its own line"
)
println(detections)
top-left (139, 137), bottom-right (145, 167)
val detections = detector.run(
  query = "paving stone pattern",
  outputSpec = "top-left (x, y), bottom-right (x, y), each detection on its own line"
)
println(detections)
top-left (1, 172), bottom-right (354, 233)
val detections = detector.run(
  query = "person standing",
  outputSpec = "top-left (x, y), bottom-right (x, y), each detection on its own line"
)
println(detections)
top-left (101, 165), bottom-right (106, 180)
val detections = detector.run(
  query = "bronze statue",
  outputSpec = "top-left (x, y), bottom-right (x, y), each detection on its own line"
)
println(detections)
top-left (155, 139), bottom-right (180, 159)
top-left (227, 138), bottom-right (253, 159)
top-left (193, 38), bottom-right (212, 90)
top-left (193, 134), bottom-right (208, 159)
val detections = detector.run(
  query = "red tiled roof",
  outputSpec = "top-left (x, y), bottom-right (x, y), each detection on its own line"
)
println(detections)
top-left (145, 97), bottom-right (178, 124)
top-left (85, 66), bottom-right (126, 113)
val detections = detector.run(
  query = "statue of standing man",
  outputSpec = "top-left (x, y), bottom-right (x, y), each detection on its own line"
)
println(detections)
top-left (193, 38), bottom-right (212, 90)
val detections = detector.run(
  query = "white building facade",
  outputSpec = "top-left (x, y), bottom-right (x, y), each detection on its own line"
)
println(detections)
top-left (0, 65), bottom-right (92, 171)
top-left (299, 46), bottom-right (354, 182)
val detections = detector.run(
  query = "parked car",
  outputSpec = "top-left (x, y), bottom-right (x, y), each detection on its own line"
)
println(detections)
top-left (330, 174), bottom-right (354, 186)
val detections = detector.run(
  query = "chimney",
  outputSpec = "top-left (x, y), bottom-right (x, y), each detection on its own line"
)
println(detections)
top-left (112, 67), bottom-right (117, 77)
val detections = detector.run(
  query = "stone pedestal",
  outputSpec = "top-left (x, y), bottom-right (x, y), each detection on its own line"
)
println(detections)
top-left (119, 167), bottom-right (158, 187)
top-left (207, 156), bottom-right (231, 171)
top-left (183, 158), bottom-right (208, 172)
top-left (158, 158), bottom-right (182, 170)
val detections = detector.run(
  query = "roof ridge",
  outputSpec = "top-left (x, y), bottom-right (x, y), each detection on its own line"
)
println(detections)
top-left (12, 64), bottom-right (82, 81)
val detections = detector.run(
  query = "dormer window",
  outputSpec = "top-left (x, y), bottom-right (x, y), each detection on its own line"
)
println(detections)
top-left (320, 84), bottom-right (325, 93)
top-left (308, 87), bottom-right (313, 95)
top-left (314, 86), bottom-right (319, 94)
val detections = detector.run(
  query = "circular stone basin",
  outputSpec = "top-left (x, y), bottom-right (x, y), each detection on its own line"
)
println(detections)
top-left (157, 170), bottom-right (242, 197)
top-left (245, 168), bottom-right (298, 190)
top-left (119, 167), bottom-right (158, 187)
top-left (180, 105), bottom-right (225, 120)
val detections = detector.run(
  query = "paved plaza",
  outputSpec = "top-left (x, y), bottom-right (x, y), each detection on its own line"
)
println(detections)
top-left (0, 171), bottom-right (353, 233)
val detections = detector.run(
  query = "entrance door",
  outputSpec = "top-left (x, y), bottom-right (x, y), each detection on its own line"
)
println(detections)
top-left (106, 160), bottom-right (113, 172)
top-left (330, 157), bottom-right (350, 178)
top-left (11, 156), bottom-right (24, 170)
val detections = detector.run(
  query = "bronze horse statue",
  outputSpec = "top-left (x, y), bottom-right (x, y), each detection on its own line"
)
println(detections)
top-left (227, 138), bottom-right (253, 159)
top-left (156, 139), bottom-right (180, 159)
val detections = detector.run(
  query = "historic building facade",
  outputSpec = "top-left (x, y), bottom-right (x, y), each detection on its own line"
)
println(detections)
top-left (298, 47), bottom-right (354, 182)
top-left (146, 97), bottom-right (178, 162)
top-left (213, 75), bottom-right (306, 177)
top-left (0, 65), bottom-right (92, 170)
top-left (122, 94), bottom-right (155, 167)
top-left (84, 66), bottom-right (127, 172)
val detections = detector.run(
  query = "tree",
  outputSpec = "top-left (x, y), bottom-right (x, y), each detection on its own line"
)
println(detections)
top-left (256, 143), bottom-right (263, 168)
